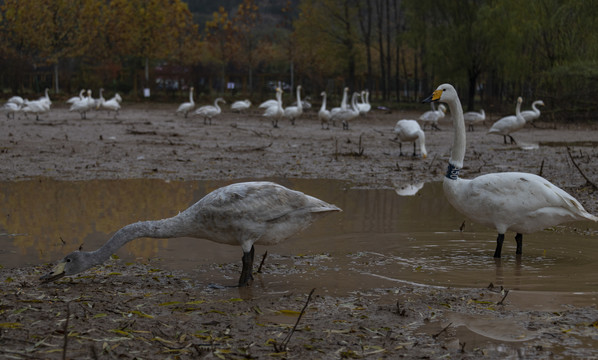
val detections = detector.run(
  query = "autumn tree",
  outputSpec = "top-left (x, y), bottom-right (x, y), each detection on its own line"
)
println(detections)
top-left (0, 0), bottom-right (103, 93)
top-left (204, 6), bottom-right (235, 93)
top-left (230, 0), bottom-right (261, 93)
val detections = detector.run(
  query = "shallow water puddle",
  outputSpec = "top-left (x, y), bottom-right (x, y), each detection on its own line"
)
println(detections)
top-left (1, 178), bottom-right (597, 302)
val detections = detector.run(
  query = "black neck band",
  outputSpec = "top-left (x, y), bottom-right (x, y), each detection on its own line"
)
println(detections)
top-left (445, 163), bottom-right (460, 180)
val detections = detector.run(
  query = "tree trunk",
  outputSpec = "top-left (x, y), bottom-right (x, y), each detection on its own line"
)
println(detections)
top-left (54, 62), bottom-right (60, 94)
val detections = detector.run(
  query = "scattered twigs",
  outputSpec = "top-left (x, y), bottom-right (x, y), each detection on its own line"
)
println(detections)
top-left (432, 322), bottom-right (452, 339)
top-left (62, 302), bottom-right (71, 360)
top-left (257, 251), bottom-right (268, 273)
top-left (567, 147), bottom-right (598, 190)
top-left (497, 290), bottom-right (510, 305)
top-left (273, 288), bottom-right (315, 352)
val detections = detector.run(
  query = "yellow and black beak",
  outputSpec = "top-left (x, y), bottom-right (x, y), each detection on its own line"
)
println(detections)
top-left (422, 89), bottom-right (443, 103)
top-left (39, 261), bottom-right (67, 284)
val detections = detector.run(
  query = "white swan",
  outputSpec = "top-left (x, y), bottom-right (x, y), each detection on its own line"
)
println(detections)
top-left (101, 92), bottom-right (122, 118)
top-left (176, 87), bottom-right (195, 118)
top-left (258, 99), bottom-right (278, 109)
top-left (283, 85), bottom-right (303, 125)
top-left (423, 83), bottom-right (598, 258)
top-left (7, 96), bottom-right (24, 106)
top-left (487, 97), bottom-right (524, 144)
top-left (94, 88), bottom-right (105, 109)
top-left (69, 89), bottom-right (94, 119)
top-left (39, 181), bottom-right (341, 287)
top-left (1, 101), bottom-right (20, 119)
top-left (40, 88), bottom-right (52, 107)
top-left (318, 91), bottom-right (331, 130)
top-left (231, 99), bottom-right (251, 113)
top-left (263, 88), bottom-right (284, 128)
top-left (463, 109), bottom-right (485, 131)
top-left (357, 90), bottom-right (371, 116)
top-left (393, 119), bottom-right (427, 158)
top-left (330, 87), bottom-right (349, 115)
top-left (21, 97), bottom-right (50, 121)
top-left (195, 97), bottom-right (225, 125)
top-left (330, 91), bottom-right (360, 130)
top-left (66, 89), bottom-right (86, 104)
top-left (419, 103), bottom-right (446, 130)
top-left (520, 100), bottom-right (544, 122)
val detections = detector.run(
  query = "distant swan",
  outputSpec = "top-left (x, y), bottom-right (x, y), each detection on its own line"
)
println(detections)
top-left (101, 93), bottom-right (122, 118)
top-left (283, 85), bottom-right (303, 125)
top-left (176, 87), bottom-right (195, 118)
top-left (263, 88), bottom-right (283, 128)
top-left (419, 103), bottom-right (446, 130)
top-left (488, 97), bottom-right (524, 144)
top-left (393, 119), bottom-right (427, 158)
top-left (463, 109), bottom-right (485, 131)
top-left (520, 100), bottom-right (544, 123)
top-left (195, 97), bottom-right (225, 125)
top-left (423, 83), bottom-right (597, 258)
top-left (231, 99), bottom-right (251, 113)
top-left (331, 91), bottom-right (360, 130)
top-left (356, 90), bottom-right (371, 116)
top-left (66, 89), bottom-right (85, 104)
top-left (318, 91), bottom-right (331, 130)
top-left (39, 181), bottom-right (341, 287)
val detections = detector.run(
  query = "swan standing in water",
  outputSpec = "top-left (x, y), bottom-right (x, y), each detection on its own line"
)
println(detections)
top-left (520, 100), bottom-right (544, 123)
top-left (488, 97), bottom-right (524, 144)
top-left (263, 87), bottom-right (284, 128)
top-left (419, 103), bottom-right (446, 130)
top-left (39, 181), bottom-right (341, 287)
top-left (196, 97), bottom-right (225, 125)
top-left (318, 91), bottom-right (331, 130)
top-left (231, 99), bottom-right (251, 113)
top-left (283, 85), bottom-right (303, 125)
top-left (423, 83), bottom-right (597, 258)
top-left (393, 119), bottom-right (427, 158)
top-left (463, 109), bottom-right (485, 131)
top-left (176, 87), bottom-right (195, 118)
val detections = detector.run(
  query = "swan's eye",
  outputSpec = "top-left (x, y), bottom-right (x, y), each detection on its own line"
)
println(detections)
top-left (66, 258), bottom-right (72, 262)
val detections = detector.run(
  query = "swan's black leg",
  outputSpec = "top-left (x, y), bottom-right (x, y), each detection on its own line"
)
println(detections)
top-left (238, 246), bottom-right (255, 287)
top-left (398, 142), bottom-right (403, 156)
top-left (509, 135), bottom-right (516, 144)
top-left (503, 135), bottom-right (507, 144)
top-left (412, 142), bottom-right (417, 157)
top-left (515, 233), bottom-right (523, 255)
top-left (493, 234), bottom-right (505, 258)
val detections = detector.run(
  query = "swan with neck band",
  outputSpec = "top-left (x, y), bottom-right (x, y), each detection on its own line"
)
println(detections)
top-left (423, 83), bottom-right (598, 258)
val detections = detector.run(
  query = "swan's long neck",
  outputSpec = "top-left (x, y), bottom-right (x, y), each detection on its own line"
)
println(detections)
top-left (341, 89), bottom-right (348, 109)
top-left (88, 217), bottom-right (190, 267)
top-left (447, 97), bottom-right (466, 174)
top-left (296, 87), bottom-right (302, 111)
top-left (214, 98), bottom-right (222, 111)
top-left (532, 101), bottom-right (540, 114)
top-left (320, 94), bottom-right (327, 111)
top-left (189, 88), bottom-right (194, 104)
top-left (351, 92), bottom-right (358, 112)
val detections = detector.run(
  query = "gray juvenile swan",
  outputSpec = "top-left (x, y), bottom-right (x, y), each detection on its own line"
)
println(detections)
top-left (40, 181), bottom-right (341, 287)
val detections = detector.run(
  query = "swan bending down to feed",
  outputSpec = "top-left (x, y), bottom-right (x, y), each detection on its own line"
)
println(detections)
top-left (40, 182), bottom-right (341, 287)
top-left (487, 97), bottom-right (524, 144)
top-left (423, 84), bottom-right (597, 258)
top-left (393, 119), bottom-right (427, 158)
top-left (196, 97), bottom-right (225, 125)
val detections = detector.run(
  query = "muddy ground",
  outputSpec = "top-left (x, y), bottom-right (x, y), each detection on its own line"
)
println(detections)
top-left (1, 102), bottom-right (598, 359)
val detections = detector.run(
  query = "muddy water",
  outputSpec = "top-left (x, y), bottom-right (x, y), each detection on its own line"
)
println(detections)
top-left (1, 178), bottom-right (597, 298)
